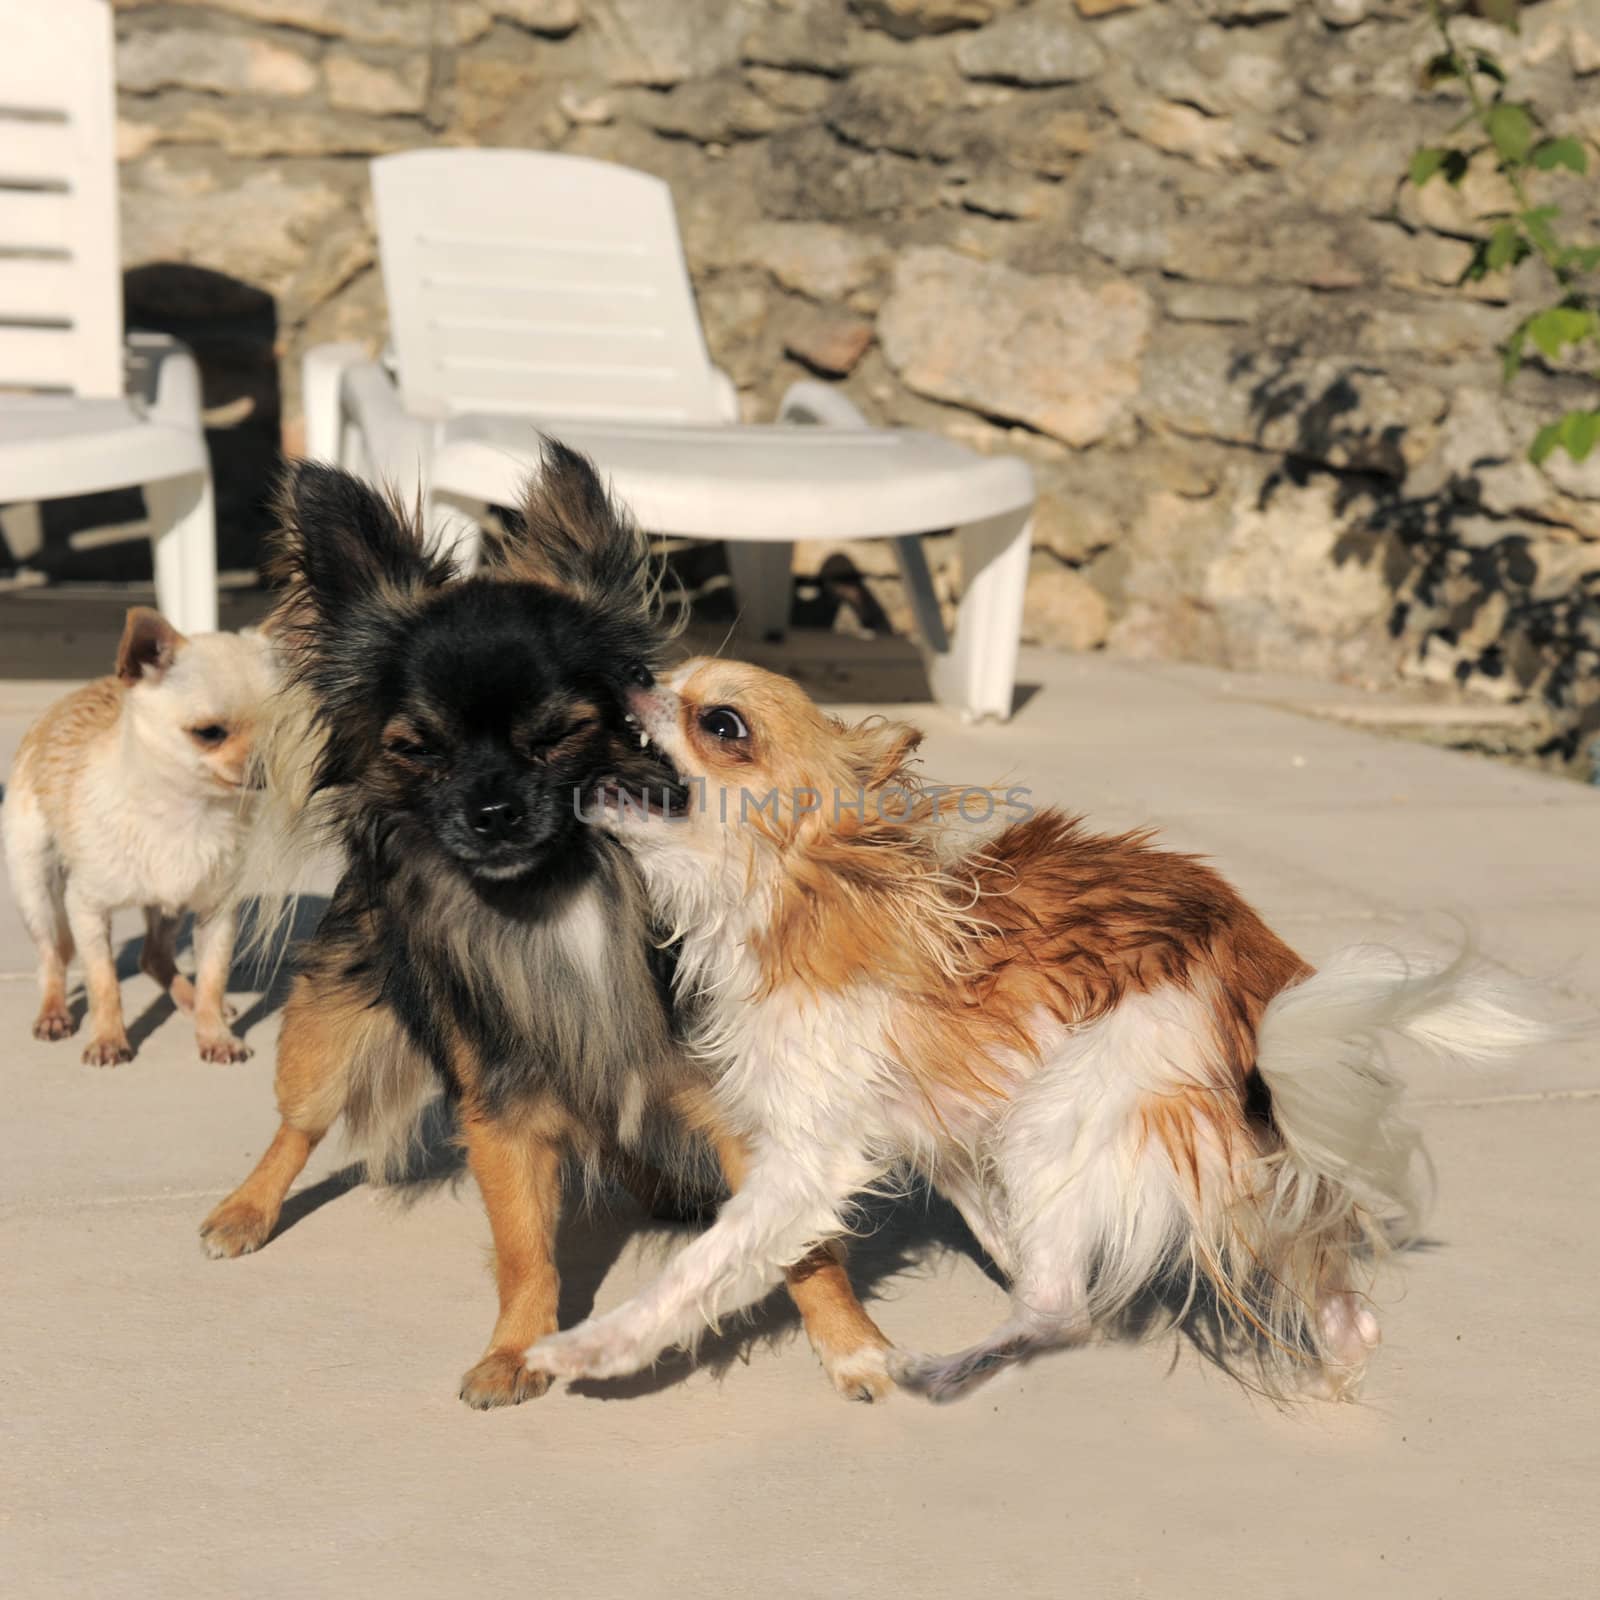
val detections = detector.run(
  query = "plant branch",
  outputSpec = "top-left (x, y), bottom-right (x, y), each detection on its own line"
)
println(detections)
top-left (1426, 0), bottom-right (1574, 287)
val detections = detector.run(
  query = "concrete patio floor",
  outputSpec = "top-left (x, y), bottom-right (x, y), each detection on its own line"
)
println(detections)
top-left (3, 640), bottom-right (1597, 1599)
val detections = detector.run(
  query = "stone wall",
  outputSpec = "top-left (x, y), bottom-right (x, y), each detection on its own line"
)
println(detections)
top-left (110, 0), bottom-right (1600, 753)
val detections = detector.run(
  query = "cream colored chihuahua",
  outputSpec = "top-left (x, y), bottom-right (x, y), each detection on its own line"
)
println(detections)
top-left (3, 607), bottom-right (277, 1065)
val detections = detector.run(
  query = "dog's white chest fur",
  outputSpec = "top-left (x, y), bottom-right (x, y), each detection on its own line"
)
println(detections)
top-left (559, 883), bottom-right (610, 983)
top-left (7, 730), bottom-right (246, 916)
top-left (70, 752), bottom-right (246, 913)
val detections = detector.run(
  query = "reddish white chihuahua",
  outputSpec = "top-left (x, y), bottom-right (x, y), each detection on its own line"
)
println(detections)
top-left (523, 658), bottom-right (1549, 1402)
top-left (3, 608), bottom-right (276, 1065)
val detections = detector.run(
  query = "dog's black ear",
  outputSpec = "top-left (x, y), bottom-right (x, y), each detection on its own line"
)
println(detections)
top-left (484, 438), bottom-right (655, 623)
top-left (269, 461), bottom-right (452, 621)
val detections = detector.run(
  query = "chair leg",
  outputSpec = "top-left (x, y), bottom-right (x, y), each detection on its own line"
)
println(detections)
top-left (725, 539), bottom-right (794, 642)
top-left (891, 534), bottom-right (949, 656)
top-left (0, 501), bottom-right (44, 562)
top-left (430, 491), bottom-right (488, 575)
top-left (145, 471), bottom-right (218, 635)
top-left (926, 504), bottom-right (1032, 723)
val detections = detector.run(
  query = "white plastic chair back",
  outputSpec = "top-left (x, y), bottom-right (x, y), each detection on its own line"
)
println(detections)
top-left (372, 150), bottom-right (724, 425)
top-left (0, 0), bottom-right (122, 398)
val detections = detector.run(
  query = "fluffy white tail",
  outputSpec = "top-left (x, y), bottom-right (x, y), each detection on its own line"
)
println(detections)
top-left (1234, 944), bottom-right (1557, 1390)
top-left (1256, 945), bottom-right (1553, 1235)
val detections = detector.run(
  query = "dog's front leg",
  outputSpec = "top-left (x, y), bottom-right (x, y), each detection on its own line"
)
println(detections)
top-left (192, 903), bottom-right (250, 1062)
top-left (458, 1099), bottom-right (569, 1410)
top-left (199, 967), bottom-right (370, 1257)
top-left (66, 888), bottom-right (130, 1066)
top-left (523, 1138), bottom-right (877, 1383)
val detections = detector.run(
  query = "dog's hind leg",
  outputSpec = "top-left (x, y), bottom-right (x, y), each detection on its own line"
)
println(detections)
top-left (886, 1192), bottom-right (1109, 1402)
top-left (887, 1217), bottom-right (1091, 1403)
top-left (4, 798), bottom-right (75, 1042)
top-left (199, 969), bottom-right (373, 1258)
top-left (140, 907), bottom-right (195, 1013)
top-left (891, 1085), bottom-right (1137, 1404)
top-left (457, 1097), bottom-right (569, 1410)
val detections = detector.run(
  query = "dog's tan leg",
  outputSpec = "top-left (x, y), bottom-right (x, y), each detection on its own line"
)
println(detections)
top-left (457, 1100), bottom-right (568, 1410)
top-left (66, 889), bottom-right (130, 1066)
top-left (711, 1126), bottom-right (893, 1401)
top-left (199, 971), bottom-right (362, 1256)
top-left (32, 925), bottom-right (75, 1042)
top-left (7, 806), bottom-right (76, 1040)
top-left (191, 904), bottom-right (250, 1063)
top-left (784, 1239), bottom-right (896, 1402)
top-left (29, 909), bottom-right (74, 1043)
top-left (140, 907), bottom-right (196, 1013)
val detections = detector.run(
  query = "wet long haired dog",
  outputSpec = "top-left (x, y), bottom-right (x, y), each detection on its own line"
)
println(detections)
top-left (523, 656), bottom-right (1551, 1402)
top-left (200, 450), bottom-right (890, 1407)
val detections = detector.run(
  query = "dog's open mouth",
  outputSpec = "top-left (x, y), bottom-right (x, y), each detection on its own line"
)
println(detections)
top-left (592, 779), bottom-right (690, 820)
top-left (591, 718), bottom-right (689, 821)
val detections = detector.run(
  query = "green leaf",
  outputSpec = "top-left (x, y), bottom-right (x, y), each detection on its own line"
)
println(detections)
top-left (1485, 222), bottom-right (1527, 271)
top-left (1488, 103), bottom-right (1536, 165)
top-left (1519, 204), bottom-right (1562, 256)
top-left (1410, 147), bottom-right (1449, 187)
top-left (1531, 137), bottom-right (1588, 174)
top-left (1527, 306), bottom-right (1596, 358)
top-left (1530, 421), bottom-right (1563, 465)
top-left (1502, 318), bottom-right (1530, 382)
top-left (1479, 0), bottom-right (1520, 32)
top-left (1557, 244), bottom-right (1600, 273)
top-left (1561, 410), bottom-right (1600, 463)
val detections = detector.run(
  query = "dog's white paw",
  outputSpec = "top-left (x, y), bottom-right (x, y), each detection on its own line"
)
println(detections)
top-left (887, 1340), bottom-right (1024, 1404)
top-left (1304, 1291), bottom-right (1382, 1400)
top-left (523, 1318), bottom-right (643, 1382)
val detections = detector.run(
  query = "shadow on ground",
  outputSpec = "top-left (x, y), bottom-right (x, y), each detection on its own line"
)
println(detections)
top-left (257, 1088), bottom-right (1370, 1406)
top-left (74, 894), bottom-right (330, 1059)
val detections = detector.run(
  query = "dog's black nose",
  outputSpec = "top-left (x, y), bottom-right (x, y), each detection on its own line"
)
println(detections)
top-left (470, 799), bottom-right (524, 841)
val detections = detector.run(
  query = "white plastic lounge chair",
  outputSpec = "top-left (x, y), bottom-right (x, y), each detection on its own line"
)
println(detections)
top-left (304, 150), bottom-right (1034, 721)
top-left (0, 0), bottom-right (218, 634)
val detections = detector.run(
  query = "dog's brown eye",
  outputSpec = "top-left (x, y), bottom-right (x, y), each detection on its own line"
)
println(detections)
top-left (189, 724), bottom-right (228, 747)
top-left (699, 706), bottom-right (748, 741)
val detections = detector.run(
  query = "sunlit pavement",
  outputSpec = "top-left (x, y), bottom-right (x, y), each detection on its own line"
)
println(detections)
top-left (4, 644), bottom-right (1596, 1599)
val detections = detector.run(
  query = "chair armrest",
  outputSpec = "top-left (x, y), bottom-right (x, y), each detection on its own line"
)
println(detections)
top-left (302, 341), bottom-right (370, 463)
top-left (777, 380), bottom-right (869, 430)
top-left (338, 357), bottom-right (436, 499)
top-left (126, 331), bottom-right (203, 429)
